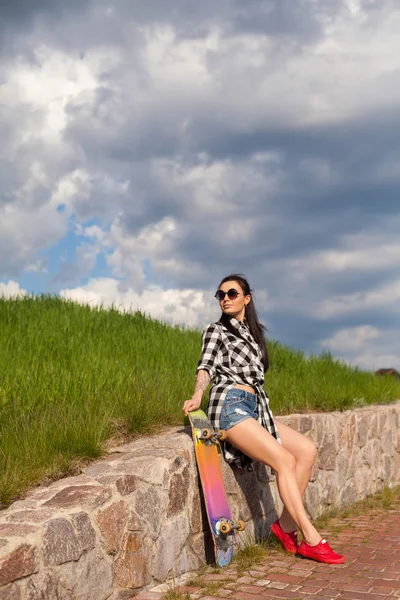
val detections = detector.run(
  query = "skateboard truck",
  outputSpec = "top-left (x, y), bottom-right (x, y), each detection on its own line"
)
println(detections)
top-left (219, 519), bottom-right (246, 535)
top-left (199, 428), bottom-right (228, 442)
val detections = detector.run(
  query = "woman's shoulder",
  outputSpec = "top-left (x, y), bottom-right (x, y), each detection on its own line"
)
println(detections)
top-left (202, 321), bottom-right (223, 335)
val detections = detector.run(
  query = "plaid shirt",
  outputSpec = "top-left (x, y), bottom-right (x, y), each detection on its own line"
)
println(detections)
top-left (196, 318), bottom-right (281, 469)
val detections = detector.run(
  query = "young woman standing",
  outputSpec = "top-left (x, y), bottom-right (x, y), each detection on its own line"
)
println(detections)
top-left (183, 274), bottom-right (344, 564)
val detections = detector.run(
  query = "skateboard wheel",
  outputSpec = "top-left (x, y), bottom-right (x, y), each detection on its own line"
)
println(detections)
top-left (220, 521), bottom-right (231, 534)
top-left (237, 520), bottom-right (246, 531)
top-left (200, 428), bottom-right (212, 440)
top-left (217, 429), bottom-right (228, 441)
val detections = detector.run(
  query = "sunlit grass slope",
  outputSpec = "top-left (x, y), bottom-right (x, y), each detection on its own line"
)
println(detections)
top-left (1, 295), bottom-right (399, 507)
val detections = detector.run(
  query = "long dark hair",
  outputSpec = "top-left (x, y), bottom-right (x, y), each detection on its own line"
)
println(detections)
top-left (217, 274), bottom-right (269, 372)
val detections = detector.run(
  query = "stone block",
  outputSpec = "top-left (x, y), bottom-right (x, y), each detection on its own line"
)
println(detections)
top-left (116, 475), bottom-right (140, 496)
top-left (116, 457), bottom-right (168, 486)
top-left (43, 485), bottom-right (111, 509)
top-left (46, 475), bottom-right (95, 490)
top-left (84, 462), bottom-right (113, 477)
top-left (381, 428), bottom-right (394, 455)
top-left (356, 416), bottom-right (368, 448)
top-left (279, 415), bottom-right (300, 431)
top-left (189, 533), bottom-right (207, 564)
top-left (167, 465), bottom-right (190, 518)
top-left (354, 467), bottom-right (371, 496)
top-left (383, 453), bottom-right (393, 481)
top-left (25, 552), bottom-right (113, 600)
top-left (132, 485), bottom-right (166, 540)
top-left (71, 512), bottom-right (96, 552)
top-left (314, 414), bottom-right (326, 446)
top-left (58, 549), bottom-right (113, 600)
top-left (338, 481), bottom-right (356, 507)
top-left (309, 458), bottom-right (319, 482)
top-left (219, 461), bottom-right (238, 495)
top-left (254, 463), bottom-right (271, 484)
top-left (96, 501), bottom-right (128, 553)
top-left (0, 544), bottom-right (39, 586)
top-left (25, 570), bottom-right (71, 600)
top-left (346, 414), bottom-right (356, 455)
top-left (42, 518), bottom-right (82, 566)
top-left (114, 532), bottom-right (152, 589)
top-left (299, 415), bottom-right (312, 434)
top-left (0, 524), bottom-right (38, 537)
top-left (174, 546), bottom-right (203, 578)
top-left (318, 432), bottom-right (337, 471)
top-left (304, 482), bottom-right (320, 519)
top-left (153, 514), bottom-right (190, 582)
top-left (0, 582), bottom-right (21, 600)
top-left (189, 484), bottom-right (203, 534)
top-left (6, 510), bottom-right (54, 524)
top-left (336, 451), bottom-right (348, 488)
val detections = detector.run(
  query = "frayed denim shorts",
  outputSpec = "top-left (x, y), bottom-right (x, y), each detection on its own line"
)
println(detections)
top-left (220, 388), bottom-right (258, 431)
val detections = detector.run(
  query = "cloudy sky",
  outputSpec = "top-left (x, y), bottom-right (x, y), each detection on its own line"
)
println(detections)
top-left (1, 0), bottom-right (399, 370)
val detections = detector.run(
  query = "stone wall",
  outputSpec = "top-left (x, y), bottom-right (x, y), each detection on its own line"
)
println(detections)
top-left (0, 402), bottom-right (399, 599)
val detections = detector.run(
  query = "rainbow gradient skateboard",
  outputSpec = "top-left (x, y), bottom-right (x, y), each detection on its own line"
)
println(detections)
top-left (189, 409), bottom-right (245, 567)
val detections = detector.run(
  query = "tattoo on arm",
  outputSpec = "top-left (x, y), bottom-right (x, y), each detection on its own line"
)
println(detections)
top-left (194, 370), bottom-right (210, 395)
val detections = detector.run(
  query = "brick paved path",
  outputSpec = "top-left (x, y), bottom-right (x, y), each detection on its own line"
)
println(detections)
top-left (137, 506), bottom-right (400, 600)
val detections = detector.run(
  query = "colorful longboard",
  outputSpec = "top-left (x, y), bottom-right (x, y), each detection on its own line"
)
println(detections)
top-left (188, 409), bottom-right (244, 567)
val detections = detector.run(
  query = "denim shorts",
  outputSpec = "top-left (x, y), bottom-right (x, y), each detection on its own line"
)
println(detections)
top-left (220, 388), bottom-right (258, 431)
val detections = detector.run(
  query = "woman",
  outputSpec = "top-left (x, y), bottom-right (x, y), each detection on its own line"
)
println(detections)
top-left (183, 274), bottom-right (344, 564)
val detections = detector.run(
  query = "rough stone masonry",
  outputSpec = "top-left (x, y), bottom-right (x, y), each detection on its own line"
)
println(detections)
top-left (0, 402), bottom-right (399, 599)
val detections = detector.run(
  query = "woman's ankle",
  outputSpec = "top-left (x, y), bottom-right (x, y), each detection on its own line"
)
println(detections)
top-left (278, 514), bottom-right (297, 533)
top-left (302, 531), bottom-right (322, 546)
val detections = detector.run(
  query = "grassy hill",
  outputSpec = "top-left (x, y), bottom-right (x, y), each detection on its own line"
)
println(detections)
top-left (0, 295), bottom-right (399, 507)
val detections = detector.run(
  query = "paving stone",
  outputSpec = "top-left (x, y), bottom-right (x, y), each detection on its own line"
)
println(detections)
top-left (267, 573), bottom-right (304, 584)
top-left (266, 580), bottom-right (288, 589)
top-left (236, 576), bottom-right (255, 584)
top-left (203, 573), bottom-right (229, 582)
top-left (255, 579), bottom-right (271, 586)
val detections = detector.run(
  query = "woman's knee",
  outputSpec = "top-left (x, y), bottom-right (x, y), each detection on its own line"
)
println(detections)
top-left (274, 448), bottom-right (297, 474)
top-left (303, 439), bottom-right (317, 465)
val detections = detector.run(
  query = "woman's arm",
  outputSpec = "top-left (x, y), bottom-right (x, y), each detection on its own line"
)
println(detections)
top-left (182, 323), bottom-right (220, 416)
top-left (183, 369), bottom-right (210, 416)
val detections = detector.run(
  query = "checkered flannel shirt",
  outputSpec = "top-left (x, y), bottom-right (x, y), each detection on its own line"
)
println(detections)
top-left (196, 317), bottom-right (281, 469)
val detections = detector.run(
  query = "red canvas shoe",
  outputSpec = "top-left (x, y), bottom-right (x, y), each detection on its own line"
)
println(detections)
top-left (270, 519), bottom-right (298, 554)
top-left (297, 538), bottom-right (345, 564)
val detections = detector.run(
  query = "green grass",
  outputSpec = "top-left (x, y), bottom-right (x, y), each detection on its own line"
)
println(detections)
top-left (1, 295), bottom-right (399, 507)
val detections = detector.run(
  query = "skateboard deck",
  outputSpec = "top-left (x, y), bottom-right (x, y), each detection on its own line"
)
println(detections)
top-left (189, 409), bottom-right (244, 567)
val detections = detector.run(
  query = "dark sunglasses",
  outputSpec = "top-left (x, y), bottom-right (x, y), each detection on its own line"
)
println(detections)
top-left (215, 288), bottom-right (241, 301)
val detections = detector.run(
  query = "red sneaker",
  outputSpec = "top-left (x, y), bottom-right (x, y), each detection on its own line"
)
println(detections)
top-left (270, 519), bottom-right (298, 554)
top-left (297, 539), bottom-right (345, 564)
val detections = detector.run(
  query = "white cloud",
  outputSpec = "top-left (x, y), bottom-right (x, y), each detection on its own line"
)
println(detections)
top-left (317, 279), bottom-right (400, 319)
top-left (321, 324), bottom-right (400, 370)
top-left (59, 277), bottom-right (217, 327)
top-left (0, 281), bottom-right (28, 298)
top-left (321, 325), bottom-right (381, 352)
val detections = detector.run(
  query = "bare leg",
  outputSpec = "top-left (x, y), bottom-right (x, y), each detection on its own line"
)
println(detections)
top-left (225, 417), bottom-right (321, 546)
top-left (275, 421), bottom-right (317, 533)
